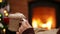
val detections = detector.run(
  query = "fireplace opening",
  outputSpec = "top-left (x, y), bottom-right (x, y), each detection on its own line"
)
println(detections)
top-left (28, 1), bottom-right (60, 30)
top-left (32, 6), bottom-right (56, 30)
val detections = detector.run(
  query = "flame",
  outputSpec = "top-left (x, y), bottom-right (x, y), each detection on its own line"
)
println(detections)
top-left (32, 17), bottom-right (53, 30)
top-left (32, 18), bottom-right (42, 28)
top-left (46, 17), bottom-right (52, 30)
top-left (32, 19), bottom-right (38, 28)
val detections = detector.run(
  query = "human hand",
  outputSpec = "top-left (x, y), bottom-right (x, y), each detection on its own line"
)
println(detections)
top-left (16, 19), bottom-right (32, 34)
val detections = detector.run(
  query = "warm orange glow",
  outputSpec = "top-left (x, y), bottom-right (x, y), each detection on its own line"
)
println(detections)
top-left (32, 7), bottom-right (56, 30)
top-left (32, 17), bottom-right (53, 30)
top-left (46, 17), bottom-right (52, 30)
top-left (32, 19), bottom-right (38, 28)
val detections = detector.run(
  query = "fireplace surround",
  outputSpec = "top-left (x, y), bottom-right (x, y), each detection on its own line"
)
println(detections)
top-left (28, 0), bottom-right (60, 29)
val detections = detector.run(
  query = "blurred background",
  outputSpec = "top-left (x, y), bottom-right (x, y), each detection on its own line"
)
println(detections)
top-left (0, 0), bottom-right (60, 34)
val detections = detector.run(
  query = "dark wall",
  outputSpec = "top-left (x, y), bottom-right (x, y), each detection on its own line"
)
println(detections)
top-left (8, 0), bottom-right (28, 18)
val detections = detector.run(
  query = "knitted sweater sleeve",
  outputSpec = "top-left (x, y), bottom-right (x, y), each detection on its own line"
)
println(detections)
top-left (22, 28), bottom-right (35, 34)
top-left (57, 28), bottom-right (60, 34)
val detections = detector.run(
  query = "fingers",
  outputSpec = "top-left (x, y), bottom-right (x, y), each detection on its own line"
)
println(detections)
top-left (22, 20), bottom-right (32, 28)
top-left (19, 26), bottom-right (23, 32)
top-left (16, 32), bottom-right (19, 34)
top-left (18, 19), bottom-right (32, 34)
top-left (19, 26), bottom-right (26, 34)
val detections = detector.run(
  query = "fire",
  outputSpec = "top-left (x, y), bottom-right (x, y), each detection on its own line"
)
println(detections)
top-left (46, 17), bottom-right (52, 30)
top-left (32, 17), bottom-right (53, 30)
top-left (32, 6), bottom-right (56, 30)
top-left (32, 20), bottom-right (38, 28)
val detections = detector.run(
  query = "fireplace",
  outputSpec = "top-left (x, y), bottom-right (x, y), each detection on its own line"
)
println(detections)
top-left (28, 1), bottom-right (60, 30)
top-left (32, 6), bottom-right (56, 30)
